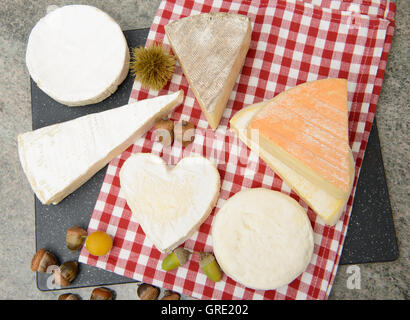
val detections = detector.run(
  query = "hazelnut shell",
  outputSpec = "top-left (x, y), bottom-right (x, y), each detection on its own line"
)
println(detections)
top-left (90, 287), bottom-right (114, 300)
top-left (161, 291), bottom-right (181, 300)
top-left (137, 283), bottom-right (160, 300)
top-left (30, 248), bottom-right (58, 273)
top-left (58, 293), bottom-right (80, 300)
top-left (174, 120), bottom-right (195, 147)
top-left (153, 118), bottom-right (174, 147)
top-left (66, 226), bottom-right (88, 251)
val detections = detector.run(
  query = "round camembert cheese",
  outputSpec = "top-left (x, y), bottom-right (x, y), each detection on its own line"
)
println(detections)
top-left (212, 188), bottom-right (314, 290)
top-left (26, 5), bottom-right (130, 106)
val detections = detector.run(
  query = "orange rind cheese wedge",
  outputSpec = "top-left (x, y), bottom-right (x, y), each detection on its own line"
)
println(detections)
top-left (230, 79), bottom-right (354, 226)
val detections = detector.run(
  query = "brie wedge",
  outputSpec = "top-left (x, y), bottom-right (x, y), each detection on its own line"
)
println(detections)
top-left (26, 5), bottom-right (130, 106)
top-left (119, 153), bottom-right (221, 253)
top-left (165, 12), bottom-right (252, 130)
top-left (212, 188), bottom-right (314, 290)
top-left (18, 91), bottom-right (184, 205)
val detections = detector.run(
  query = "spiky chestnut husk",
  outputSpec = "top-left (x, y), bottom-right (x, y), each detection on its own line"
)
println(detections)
top-left (130, 43), bottom-right (176, 91)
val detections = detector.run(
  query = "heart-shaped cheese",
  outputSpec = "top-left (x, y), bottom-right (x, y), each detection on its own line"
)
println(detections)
top-left (119, 153), bottom-right (221, 253)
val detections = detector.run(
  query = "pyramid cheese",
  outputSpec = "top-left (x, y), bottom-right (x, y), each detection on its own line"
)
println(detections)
top-left (248, 79), bottom-right (354, 202)
top-left (230, 102), bottom-right (354, 226)
top-left (18, 91), bottom-right (183, 205)
top-left (165, 12), bottom-right (252, 130)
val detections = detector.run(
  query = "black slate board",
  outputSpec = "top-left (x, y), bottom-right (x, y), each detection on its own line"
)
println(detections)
top-left (32, 28), bottom-right (398, 291)
top-left (339, 120), bottom-right (398, 264)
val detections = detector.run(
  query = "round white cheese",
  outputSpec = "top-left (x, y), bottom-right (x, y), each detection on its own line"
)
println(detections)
top-left (26, 5), bottom-right (129, 106)
top-left (212, 188), bottom-right (314, 290)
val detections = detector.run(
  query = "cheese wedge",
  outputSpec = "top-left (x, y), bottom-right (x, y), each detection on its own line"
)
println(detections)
top-left (119, 153), bottom-right (220, 253)
top-left (248, 79), bottom-right (354, 199)
top-left (212, 188), bottom-right (314, 290)
top-left (230, 103), bottom-right (354, 226)
top-left (230, 80), bottom-right (354, 226)
top-left (165, 12), bottom-right (252, 130)
top-left (18, 91), bottom-right (184, 205)
top-left (26, 5), bottom-right (130, 106)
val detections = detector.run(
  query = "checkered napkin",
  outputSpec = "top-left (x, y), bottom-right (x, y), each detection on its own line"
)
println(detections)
top-left (79, 0), bottom-right (396, 299)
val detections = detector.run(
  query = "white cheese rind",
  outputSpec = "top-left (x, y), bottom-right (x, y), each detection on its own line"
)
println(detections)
top-left (18, 91), bottom-right (184, 205)
top-left (230, 103), bottom-right (354, 226)
top-left (25, 5), bottom-right (130, 106)
top-left (212, 188), bottom-right (314, 290)
top-left (119, 153), bottom-right (221, 253)
top-left (165, 12), bottom-right (252, 130)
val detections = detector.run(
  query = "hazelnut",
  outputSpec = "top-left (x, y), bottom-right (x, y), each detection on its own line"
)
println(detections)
top-left (174, 120), bottom-right (195, 147)
top-left (30, 248), bottom-right (58, 273)
top-left (53, 261), bottom-right (78, 287)
top-left (66, 226), bottom-right (88, 251)
top-left (58, 293), bottom-right (80, 300)
top-left (137, 283), bottom-right (160, 300)
top-left (90, 287), bottom-right (114, 300)
top-left (161, 290), bottom-right (180, 300)
top-left (153, 118), bottom-right (174, 147)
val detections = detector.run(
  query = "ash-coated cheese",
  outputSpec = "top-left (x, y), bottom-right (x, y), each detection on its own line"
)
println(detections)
top-left (25, 5), bottom-right (130, 106)
top-left (119, 153), bottom-right (221, 253)
top-left (18, 91), bottom-right (184, 205)
top-left (212, 188), bottom-right (314, 290)
top-left (165, 12), bottom-right (252, 130)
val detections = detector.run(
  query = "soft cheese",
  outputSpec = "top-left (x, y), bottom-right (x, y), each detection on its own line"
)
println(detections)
top-left (212, 188), bottom-right (314, 290)
top-left (18, 91), bottom-right (184, 205)
top-left (230, 103), bottom-right (354, 226)
top-left (119, 153), bottom-right (220, 253)
top-left (248, 79), bottom-right (354, 201)
top-left (26, 5), bottom-right (130, 106)
top-left (165, 12), bottom-right (252, 130)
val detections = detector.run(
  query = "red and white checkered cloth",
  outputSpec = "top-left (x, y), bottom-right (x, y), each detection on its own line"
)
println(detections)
top-left (79, 0), bottom-right (396, 299)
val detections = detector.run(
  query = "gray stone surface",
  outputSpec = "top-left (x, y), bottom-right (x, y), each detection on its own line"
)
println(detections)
top-left (0, 0), bottom-right (407, 300)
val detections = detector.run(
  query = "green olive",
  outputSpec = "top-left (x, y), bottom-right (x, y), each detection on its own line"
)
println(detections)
top-left (199, 252), bottom-right (222, 282)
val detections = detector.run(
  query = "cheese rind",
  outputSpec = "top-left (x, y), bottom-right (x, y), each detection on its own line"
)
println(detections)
top-left (26, 5), bottom-right (130, 106)
top-left (230, 102), bottom-right (354, 226)
top-left (165, 12), bottom-right (252, 130)
top-left (119, 153), bottom-right (221, 253)
top-left (18, 91), bottom-right (184, 205)
top-left (212, 188), bottom-right (314, 290)
top-left (248, 79), bottom-right (353, 199)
